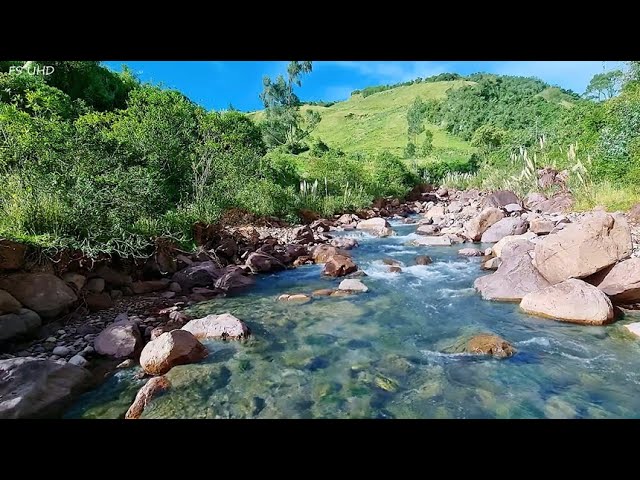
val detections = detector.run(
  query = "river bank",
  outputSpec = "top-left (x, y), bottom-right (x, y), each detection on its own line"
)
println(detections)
top-left (2, 184), bottom-right (640, 418)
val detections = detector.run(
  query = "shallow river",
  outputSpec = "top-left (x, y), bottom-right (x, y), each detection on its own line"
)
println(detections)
top-left (66, 220), bottom-right (640, 419)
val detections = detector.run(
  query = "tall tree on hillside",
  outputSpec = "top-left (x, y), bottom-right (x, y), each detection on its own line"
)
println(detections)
top-left (260, 61), bottom-right (314, 152)
top-left (584, 70), bottom-right (624, 101)
top-left (407, 97), bottom-right (426, 144)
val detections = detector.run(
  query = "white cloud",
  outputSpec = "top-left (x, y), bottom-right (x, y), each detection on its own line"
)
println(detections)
top-left (320, 61), bottom-right (452, 84)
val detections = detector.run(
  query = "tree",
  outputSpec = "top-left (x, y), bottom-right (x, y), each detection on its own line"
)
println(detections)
top-left (405, 142), bottom-right (416, 158)
top-left (471, 124), bottom-right (506, 152)
top-left (421, 129), bottom-right (434, 156)
top-left (584, 70), bottom-right (623, 101)
top-left (259, 61), bottom-right (313, 152)
top-left (407, 97), bottom-right (426, 144)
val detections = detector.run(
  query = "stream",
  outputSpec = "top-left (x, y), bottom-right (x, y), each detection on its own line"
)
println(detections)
top-left (65, 219), bottom-right (640, 419)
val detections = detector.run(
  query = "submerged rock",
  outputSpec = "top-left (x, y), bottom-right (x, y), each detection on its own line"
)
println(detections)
top-left (466, 334), bottom-right (516, 358)
top-left (624, 322), bottom-right (640, 338)
top-left (182, 313), bottom-right (250, 340)
top-left (533, 211), bottom-right (632, 284)
top-left (338, 279), bottom-right (368, 293)
top-left (0, 357), bottom-right (91, 419)
top-left (415, 255), bottom-right (432, 265)
top-left (409, 236), bottom-right (452, 247)
top-left (125, 376), bottom-right (171, 419)
top-left (278, 294), bottom-right (311, 303)
top-left (520, 279), bottom-right (614, 325)
top-left (140, 330), bottom-right (208, 376)
top-left (312, 288), bottom-right (336, 297)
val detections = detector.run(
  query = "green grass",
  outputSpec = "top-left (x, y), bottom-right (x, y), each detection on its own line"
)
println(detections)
top-left (249, 80), bottom-right (475, 157)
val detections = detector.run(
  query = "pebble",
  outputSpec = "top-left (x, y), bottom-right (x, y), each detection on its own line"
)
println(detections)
top-left (84, 334), bottom-right (94, 341)
top-left (50, 355), bottom-right (60, 360)
top-left (45, 337), bottom-right (56, 343)
top-left (82, 346), bottom-right (94, 355)
top-left (52, 346), bottom-right (70, 356)
top-left (57, 330), bottom-right (66, 335)
top-left (68, 355), bottom-right (88, 367)
top-left (145, 317), bottom-right (157, 323)
top-left (116, 359), bottom-right (135, 369)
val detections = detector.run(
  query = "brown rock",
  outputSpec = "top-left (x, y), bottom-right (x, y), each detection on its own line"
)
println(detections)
top-left (330, 237), bottom-right (359, 250)
top-left (388, 266), bottom-right (402, 273)
top-left (628, 203), bottom-right (640, 224)
top-left (312, 245), bottom-right (351, 263)
top-left (0, 289), bottom-right (21, 314)
top-left (139, 330), bottom-right (208, 375)
top-left (524, 192), bottom-right (548, 209)
top-left (214, 269), bottom-right (254, 293)
top-left (529, 218), bottom-right (555, 235)
top-left (0, 240), bottom-right (27, 271)
top-left (480, 217), bottom-right (528, 243)
top-left (125, 376), bottom-right (171, 419)
top-left (533, 192), bottom-right (574, 214)
top-left (586, 258), bottom-right (640, 305)
top-left (278, 293), bottom-right (311, 303)
top-left (293, 255), bottom-right (313, 266)
top-left (312, 289), bottom-right (335, 297)
top-left (356, 218), bottom-right (394, 237)
top-left (466, 334), bottom-right (516, 358)
top-left (85, 292), bottom-right (114, 312)
top-left (291, 225), bottom-right (314, 244)
top-left (245, 252), bottom-right (286, 273)
top-left (322, 255), bottom-right (358, 277)
top-left (94, 320), bottom-right (142, 359)
top-left (520, 278), bottom-right (614, 325)
top-left (533, 211), bottom-right (632, 284)
top-left (0, 273), bottom-right (77, 319)
top-left (474, 241), bottom-right (550, 302)
top-left (131, 280), bottom-right (167, 295)
top-left (464, 208), bottom-right (505, 241)
top-left (171, 261), bottom-right (222, 290)
top-left (94, 266), bottom-right (132, 287)
top-left (483, 190), bottom-right (520, 208)
top-left (382, 258), bottom-right (401, 266)
top-left (415, 255), bottom-right (432, 265)
top-left (62, 272), bottom-right (87, 291)
top-left (182, 313), bottom-right (250, 340)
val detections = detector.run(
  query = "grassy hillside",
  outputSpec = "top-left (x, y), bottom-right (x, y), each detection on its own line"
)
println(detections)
top-left (250, 80), bottom-right (475, 157)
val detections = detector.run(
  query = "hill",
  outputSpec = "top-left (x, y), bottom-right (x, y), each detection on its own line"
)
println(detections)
top-left (250, 80), bottom-right (475, 157)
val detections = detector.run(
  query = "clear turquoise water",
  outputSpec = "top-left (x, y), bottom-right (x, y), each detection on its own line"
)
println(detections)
top-left (66, 220), bottom-right (640, 419)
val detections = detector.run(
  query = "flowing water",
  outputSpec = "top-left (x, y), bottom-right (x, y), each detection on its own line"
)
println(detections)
top-left (66, 220), bottom-right (640, 419)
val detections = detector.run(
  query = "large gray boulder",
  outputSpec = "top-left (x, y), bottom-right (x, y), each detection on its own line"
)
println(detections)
top-left (171, 261), bottom-right (222, 290)
top-left (533, 211), bottom-right (632, 284)
top-left (586, 258), bottom-right (640, 305)
top-left (483, 190), bottom-right (520, 208)
top-left (94, 319), bottom-right (142, 359)
top-left (0, 357), bottom-right (91, 419)
top-left (480, 217), bottom-right (528, 243)
top-left (0, 289), bottom-right (21, 314)
top-left (182, 313), bottom-right (250, 340)
top-left (520, 279), bottom-right (614, 325)
top-left (0, 308), bottom-right (41, 343)
top-left (474, 241), bottom-right (550, 302)
top-left (139, 330), bottom-right (208, 376)
top-left (0, 273), bottom-right (77, 319)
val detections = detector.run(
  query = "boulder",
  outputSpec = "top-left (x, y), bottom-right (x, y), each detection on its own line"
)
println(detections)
top-left (415, 255), bottom-right (433, 265)
top-left (474, 241), bottom-right (551, 302)
top-left (409, 236), bottom-right (452, 247)
top-left (310, 219), bottom-right (333, 231)
top-left (0, 357), bottom-right (91, 419)
top-left (0, 273), bottom-right (77, 319)
top-left (504, 203), bottom-right (523, 213)
top-left (628, 203), bottom-right (640, 224)
top-left (624, 322), bottom-right (640, 338)
top-left (416, 225), bottom-right (439, 236)
top-left (459, 248), bottom-right (484, 257)
top-left (529, 218), bottom-right (555, 235)
top-left (62, 272), bottom-right (87, 291)
top-left (85, 292), bottom-right (114, 312)
top-left (94, 320), bottom-right (142, 359)
top-left (291, 225), bottom-right (314, 244)
top-left (0, 308), bottom-right (41, 342)
top-left (483, 190), bottom-right (520, 208)
top-left (312, 245), bottom-right (350, 263)
top-left (480, 217), bottom-right (528, 243)
top-left (425, 205), bottom-right (446, 219)
top-left (0, 289), bottom-right (21, 314)
top-left (533, 211), bottom-right (632, 284)
top-left (330, 237), bottom-right (359, 250)
top-left (492, 232), bottom-right (538, 258)
top-left (245, 252), bottom-right (286, 273)
top-left (533, 193), bottom-right (574, 214)
top-left (322, 255), bottom-right (358, 277)
top-left (482, 257), bottom-right (501, 270)
top-left (466, 334), bottom-right (516, 358)
top-left (86, 278), bottom-right (105, 293)
top-left (382, 258), bottom-right (402, 266)
top-left (356, 218), bottom-right (394, 237)
top-left (214, 270), bottom-right (255, 293)
top-left (171, 261), bottom-right (221, 290)
top-left (0, 240), bottom-right (27, 271)
top-left (337, 279), bottom-right (369, 293)
top-left (68, 355), bottom-right (88, 367)
top-left (520, 279), bottom-right (614, 325)
top-left (131, 280), bottom-right (167, 295)
top-left (125, 376), bottom-right (171, 419)
top-left (586, 258), bottom-right (640, 305)
top-left (524, 192), bottom-right (548, 209)
top-left (388, 266), bottom-right (402, 273)
top-left (94, 265), bottom-right (132, 287)
top-left (464, 208), bottom-right (505, 241)
top-left (139, 330), bottom-right (208, 375)
top-left (182, 313), bottom-right (250, 340)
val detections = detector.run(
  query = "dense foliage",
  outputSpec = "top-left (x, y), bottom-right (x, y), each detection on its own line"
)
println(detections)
top-left (0, 61), bottom-right (418, 257)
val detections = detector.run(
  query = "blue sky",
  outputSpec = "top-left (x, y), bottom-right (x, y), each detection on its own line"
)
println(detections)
top-left (103, 61), bottom-right (625, 112)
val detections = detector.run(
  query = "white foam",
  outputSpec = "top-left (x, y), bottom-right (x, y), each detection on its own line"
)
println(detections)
top-left (436, 287), bottom-right (476, 298)
top-left (517, 337), bottom-right (551, 347)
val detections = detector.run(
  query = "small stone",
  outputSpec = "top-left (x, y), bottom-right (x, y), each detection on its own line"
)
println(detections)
top-left (82, 346), bottom-right (94, 355)
top-left (68, 354), bottom-right (88, 367)
top-left (169, 282), bottom-right (182, 293)
top-left (52, 346), bottom-right (70, 356)
top-left (50, 355), bottom-right (60, 360)
top-left (45, 337), bottom-right (56, 343)
top-left (388, 266), bottom-right (402, 273)
top-left (162, 291), bottom-right (176, 299)
top-left (57, 330), bottom-right (66, 335)
top-left (415, 255), bottom-right (432, 266)
top-left (117, 359), bottom-right (135, 369)
top-left (110, 290), bottom-right (123, 300)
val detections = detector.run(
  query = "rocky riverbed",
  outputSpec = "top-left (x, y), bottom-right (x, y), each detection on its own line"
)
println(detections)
top-left (3, 186), bottom-right (640, 419)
